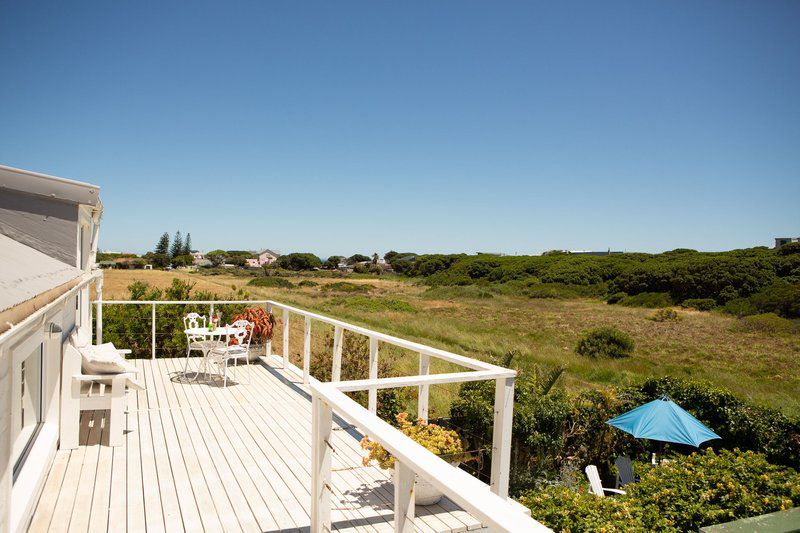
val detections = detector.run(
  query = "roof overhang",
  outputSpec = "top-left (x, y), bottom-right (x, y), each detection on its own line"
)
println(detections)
top-left (0, 233), bottom-right (84, 316)
top-left (0, 163), bottom-right (101, 206)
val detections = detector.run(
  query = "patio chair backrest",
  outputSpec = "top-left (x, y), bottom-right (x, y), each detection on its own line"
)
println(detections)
top-left (615, 456), bottom-right (635, 487)
top-left (184, 313), bottom-right (207, 342)
top-left (228, 319), bottom-right (253, 349)
top-left (585, 465), bottom-right (605, 497)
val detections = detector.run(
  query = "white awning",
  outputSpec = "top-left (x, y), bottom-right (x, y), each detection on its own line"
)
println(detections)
top-left (0, 232), bottom-right (83, 314)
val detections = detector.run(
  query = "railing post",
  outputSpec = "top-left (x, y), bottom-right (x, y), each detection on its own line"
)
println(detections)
top-left (368, 337), bottom-right (379, 413)
top-left (490, 376), bottom-right (515, 499)
top-left (151, 303), bottom-right (156, 360)
top-left (95, 276), bottom-right (103, 345)
top-left (311, 392), bottom-right (332, 533)
top-left (303, 316), bottom-right (311, 384)
top-left (394, 460), bottom-right (415, 532)
top-left (210, 302), bottom-right (214, 319)
top-left (282, 309), bottom-right (289, 368)
top-left (418, 353), bottom-right (430, 422)
top-left (331, 325), bottom-right (343, 382)
top-left (266, 304), bottom-right (272, 358)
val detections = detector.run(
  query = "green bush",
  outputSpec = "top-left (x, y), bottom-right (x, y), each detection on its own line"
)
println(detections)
top-left (618, 292), bottom-right (673, 308)
top-left (681, 298), bottom-right (716, 311)
top-left (606, 292), bottom-right (627, 304)
top-left (731, 313), bottom-right (799, 335)
top-left (320, 282), bottom-right (374, 293)
top-left (650, 308), bottom-right (680, 322)
top-left (450, 360), bottom-right (574, 494)
top-left (274, 252), bottom-right (322, 271)
top-left (247, 277), bottom-right (295, 289)
top-left (422, 286), bottom-right (495, 299)
top-left (330, 296), bottom-right (416, 313)
top-left (100, 279), bottom-right (248, 358)
top-left (576, 327), bottom-right (635, 358)
top-left (521, 449), bottom-right (800, 532)
top-left (297, 279), bottom-right (318, 287)
top-left (722, 282), bottom-right (800, 319)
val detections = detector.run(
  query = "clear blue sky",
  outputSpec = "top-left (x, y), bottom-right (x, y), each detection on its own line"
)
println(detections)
top-left (1, 1), bottom-right (798, 258)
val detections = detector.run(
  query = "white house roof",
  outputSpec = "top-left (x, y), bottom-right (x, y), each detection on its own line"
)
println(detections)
top-left (0, 163), bottom-right (101, 206)
top-left (0, 232), bottom-right (83, 313)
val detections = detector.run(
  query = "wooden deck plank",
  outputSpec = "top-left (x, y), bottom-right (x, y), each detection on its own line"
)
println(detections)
top-left (148, 359), bottom-right (204, 532)
top-left (163, 359), bottom-right (263, 533)
top-left (153, 359), bottom-right (225, 533)
top-left (160, 358), bottom-right (242, 533)
top-left (88, 412), bottom-right (114, 533)
top-left (28, 357), bottom-right (482, 533)
top-left (135, 362), bottom-right (166, 533)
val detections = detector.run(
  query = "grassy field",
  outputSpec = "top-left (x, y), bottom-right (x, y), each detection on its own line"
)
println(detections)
top-left (101, 269), bottom-right (800, 417)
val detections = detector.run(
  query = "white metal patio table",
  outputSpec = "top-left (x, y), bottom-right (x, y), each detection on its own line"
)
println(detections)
top-left (183, 326), bottom-right (245, 381)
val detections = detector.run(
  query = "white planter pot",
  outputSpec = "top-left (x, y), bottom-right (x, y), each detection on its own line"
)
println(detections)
top-left (414, 462), bottom-right (459, 506)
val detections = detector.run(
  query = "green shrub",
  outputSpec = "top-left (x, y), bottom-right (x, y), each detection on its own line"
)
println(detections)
top-left (618, 292), bottom-right (673, 308)
top-left (274, 252), bottom-right (322, 271)
top-left (330, 296), bottom-right (416, 313)
top-left (777, 242), bottom-right (800, 256)
top-left (731, 313), bottom-right (799, 335)
top-left (681, 298), bottom-right (716, 311)
top-left (247, 277), bottom-right (294, 289)
top-left (650, 308), bottom-right (680, 322)
top-left (450, 359), bottom-right (574, 494)
top-left (422, 286), bottom-right (495, 299)
top-left (100, 279), bottom-right (248, 358)
top-left (523, 283), bottom-right (608, 299)
top-left (321, 281), bottom-right (374, 293)
top-left (298, 280), bottom-right (318, 287)
top-left (521, 449), bottom-right (800, 532)
top-left (606, 292), bottom-right (627, 304)
top-left (722, 282), bottom-right (800, 319)
top-left (576, 327), bottom-right (635, 358)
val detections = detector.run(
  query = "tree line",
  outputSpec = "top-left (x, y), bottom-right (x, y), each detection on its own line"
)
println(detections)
top-left (146, 231), bottom-right (194, 267)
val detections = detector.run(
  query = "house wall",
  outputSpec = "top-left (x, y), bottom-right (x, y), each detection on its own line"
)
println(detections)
top-left (0, 190), bottom-right (79, 266)
top-left (0, 286), bottom-right (83, 533)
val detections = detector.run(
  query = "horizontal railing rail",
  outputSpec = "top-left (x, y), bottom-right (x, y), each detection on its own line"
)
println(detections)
top-left (92, 291), bottom-right (547, 532)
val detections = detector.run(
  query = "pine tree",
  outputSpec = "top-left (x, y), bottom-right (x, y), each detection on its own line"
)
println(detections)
top-left (170, 231), bottom-right (183, 258)
top-left (155, 232), bottom-right (170, 255)
top-left (183, 233), bottom-right (192, 255)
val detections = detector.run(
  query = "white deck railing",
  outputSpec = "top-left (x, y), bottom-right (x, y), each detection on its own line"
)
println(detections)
top-left (93, 293), bottom-right (549, 532)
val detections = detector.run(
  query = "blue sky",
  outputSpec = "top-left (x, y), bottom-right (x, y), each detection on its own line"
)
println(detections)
top-left (1, 1), bottom-right (798, 258)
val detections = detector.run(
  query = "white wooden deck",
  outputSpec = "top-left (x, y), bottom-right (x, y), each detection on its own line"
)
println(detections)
top-left (27, 356), bottom-right (483, 532)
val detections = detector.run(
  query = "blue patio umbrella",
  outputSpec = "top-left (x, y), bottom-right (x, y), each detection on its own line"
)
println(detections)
top-left (606, 395), bottom-right (721, 447)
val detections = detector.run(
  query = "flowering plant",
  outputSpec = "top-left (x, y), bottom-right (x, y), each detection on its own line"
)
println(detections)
top-left (360, 412), bottom-right (469, 469)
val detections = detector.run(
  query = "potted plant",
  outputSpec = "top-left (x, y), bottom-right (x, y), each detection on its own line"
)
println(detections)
top-left (360, 413), bottom-right (469, 505)
top-left (230, 307), bottom-right (275, 361)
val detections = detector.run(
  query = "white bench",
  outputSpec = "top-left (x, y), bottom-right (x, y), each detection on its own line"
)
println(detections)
top-left (60, 338), bottom-right (143, 448)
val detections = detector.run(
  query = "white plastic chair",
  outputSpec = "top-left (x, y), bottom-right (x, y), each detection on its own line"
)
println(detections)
top-left (209, 319), bottom-right (253, 387)
top-left (182, 312), bottom-right (208, 376)
top-left (585, 465), bottom-right (626, 497)
top-left (615, 456), bottom-right (637, 488)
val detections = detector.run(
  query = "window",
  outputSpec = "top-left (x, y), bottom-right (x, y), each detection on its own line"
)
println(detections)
top-left (13, 343), bottom-right (44, 480)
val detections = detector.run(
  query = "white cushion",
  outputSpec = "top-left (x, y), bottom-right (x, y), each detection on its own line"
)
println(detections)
top-left (70, 328), bottom-right (92, 349)
top-left (78, 344), bottom-right (134, 375)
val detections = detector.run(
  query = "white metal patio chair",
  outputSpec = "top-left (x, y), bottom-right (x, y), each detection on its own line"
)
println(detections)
top-left (615, 456), bottom-right (637, 488)
top-left (209, 319), bottom-right (253, 387)
top-left (182, 312), bottom-right (208, 376)
top-left (585, 465), bottom-right (626, 497)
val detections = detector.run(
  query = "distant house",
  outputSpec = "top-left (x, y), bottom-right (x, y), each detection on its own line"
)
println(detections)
top-left (193, 259), bottom-right (212, 268)
top-left (245, 258), bottom-right (260, 268)
top-left (774, 237), bottom-right (799, 249)
top-left (190, 251), bottom-right (206, 265)
top-left (257, 249), bottom-right (281, 266)
top-left (568, 250), bottom-right (623, 256)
